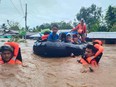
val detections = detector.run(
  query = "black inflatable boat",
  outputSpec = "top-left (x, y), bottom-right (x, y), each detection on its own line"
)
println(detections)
top-left (33, 41), bottom-right (87, 57)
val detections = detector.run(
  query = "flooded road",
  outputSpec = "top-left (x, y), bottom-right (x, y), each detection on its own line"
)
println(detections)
top-left (0, 39), bottom-right (116, 87)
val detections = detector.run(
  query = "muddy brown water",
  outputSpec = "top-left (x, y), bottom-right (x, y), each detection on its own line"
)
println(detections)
top-left (0, 39), bottom-right (116, 87)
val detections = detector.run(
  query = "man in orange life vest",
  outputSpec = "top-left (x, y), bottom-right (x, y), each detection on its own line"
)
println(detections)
top-left (79, 44), bottom-right (98, 73)
top-left (79, 40), bottom-right (104, 73)
top-left (0, 42), bottom-right (22, 64)
top-left (71, 18), bottom-right (87, 42)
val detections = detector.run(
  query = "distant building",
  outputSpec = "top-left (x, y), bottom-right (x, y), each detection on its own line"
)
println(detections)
top-left (87, 32), bottom-right (116, 44)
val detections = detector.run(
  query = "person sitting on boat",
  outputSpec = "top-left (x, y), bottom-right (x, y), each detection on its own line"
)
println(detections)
top-left (41, 31), bottom-right (50, 41)
top-left (0, 42), bottom-right (22, 64)
top-left (65, 34), bottom-right (73, 43)
top-left (59, 33), bottom-right (67, 42)
top-left (71, 18), bottom-right (87, 43)
top-left (47, 24), bottom-right (59, 42)
top-left (79, 44), bottom-right (98, 73)
top-left (72, 34), bottom-right (81, 44)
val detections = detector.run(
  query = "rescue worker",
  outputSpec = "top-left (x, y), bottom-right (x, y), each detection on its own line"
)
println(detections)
top-left (0, 42), bottom-right (22, 64)
top-left (77, 40), bottom-right (104, 65)
top-left (79, 44), bottom-right (98, 73)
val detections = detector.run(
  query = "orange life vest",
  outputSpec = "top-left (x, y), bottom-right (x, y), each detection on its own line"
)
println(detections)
top-left (41, 34), bottom-right (49, 40)
top-left (0, 56), bottom-right (22, 64)
top-left (80, 57), bottom-right (98, 67)
top-left (93, 40), bottom-right (103, 45)
top-left (4, 42), bottom-right (20, 62)
top-left (80, 57), bottom-right (92, 65)
top-left (72, 23), bottom-right (86, 34)
top-left (94, 44), bottom-right (104, 58)
top-left (78, 29), bottom-right (83, 34)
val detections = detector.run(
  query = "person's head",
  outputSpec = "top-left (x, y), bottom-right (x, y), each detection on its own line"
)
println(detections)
top-left (73, 34), bottom-right (78, 42)
top-left (60, 33), bottom-right (66, 41)
top-left (0, 45), bottom-right (13, 62)
top-left (51, 24), bottom-right (59, 34)
top-left (85, 44), bottom-right (97, 57)
top-left (80, 18), bottom-right (84, 25)
top-left (66, 34), bottom-right (72, 42)
top-left (2, 23), bottom-right (5, 26)
top-left (93, 40), bottom-right (103, 46)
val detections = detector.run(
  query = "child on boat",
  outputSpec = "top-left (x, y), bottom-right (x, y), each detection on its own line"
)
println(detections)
top-left (72, 34), bottom-right (81, 44)
top-left (47, 24), bottom-right (59, 42)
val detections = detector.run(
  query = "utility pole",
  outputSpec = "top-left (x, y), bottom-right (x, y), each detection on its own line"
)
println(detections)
top-left (25, 3), bottom-right (27, 40)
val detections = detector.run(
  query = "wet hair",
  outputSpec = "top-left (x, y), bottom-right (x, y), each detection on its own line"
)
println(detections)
top-left (60, 33), bottom-right (66, 39)
top-left (86, 44), bottom-right (97, 53)
top-left (0, 46), bottom-right (13, 53)
top-left (59, 33), bottom-right (67, 42)
top-left (51, 24), bottom-right (59, 29)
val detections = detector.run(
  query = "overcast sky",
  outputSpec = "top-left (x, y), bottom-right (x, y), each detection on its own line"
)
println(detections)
top-left (0, 0), bottom-right (115, 28)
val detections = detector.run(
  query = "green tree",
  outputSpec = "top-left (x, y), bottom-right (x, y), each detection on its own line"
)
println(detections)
top-left (51, 21), bottom-right (73, 29)
top-left (73, 19), bottom-right (78, 27)
top-left (39, 23), bottom-right (51, 30)
top-left (32, 21), bottom-right (73, 32)
top-left (19, 27), bottom-right (26, 38)
top-left (7, 21), bottom-right (20, 30)
top-left (110, 23), bottom-right (116, 32)
top-left (76, 4), bottom-right (102, 32)
top-left (36, 25), bottom-right (41, 32)
top-left (105, 6), bottom-right (116, 31)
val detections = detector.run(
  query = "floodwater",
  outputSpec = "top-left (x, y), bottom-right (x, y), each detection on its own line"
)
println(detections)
top-left (0, 39), bottom-right (116, 87)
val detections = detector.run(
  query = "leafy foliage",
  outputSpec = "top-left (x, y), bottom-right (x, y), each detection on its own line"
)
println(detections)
top-left (8, 21), bottom-right (20, 30)
top-left (110, 23), bottom-right (116, 32)
top-left (6, 5), bottom-right (116, 32)
top-left (32, 21), bottom-right (73, 32)
top-left (76, 4), bottom-right (102, 32)
top-left (105, 6), bottom-right (116, 31)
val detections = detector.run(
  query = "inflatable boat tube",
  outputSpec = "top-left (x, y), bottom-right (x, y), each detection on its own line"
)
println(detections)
top-left (33, 41), bottom-right (87, 57)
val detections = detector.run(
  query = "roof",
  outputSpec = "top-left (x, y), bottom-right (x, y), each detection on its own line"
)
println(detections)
top-left (87, 32), bottom-right (116, 39)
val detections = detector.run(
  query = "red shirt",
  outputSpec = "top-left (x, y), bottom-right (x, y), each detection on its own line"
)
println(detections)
top-left (41, 34), bottom-right (49, 40)
top-left (72, 23), bottom-right (87, 33)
